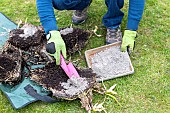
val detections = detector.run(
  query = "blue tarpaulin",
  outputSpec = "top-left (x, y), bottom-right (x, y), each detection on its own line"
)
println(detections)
top-left (0, 13), bottom-right (16, 49)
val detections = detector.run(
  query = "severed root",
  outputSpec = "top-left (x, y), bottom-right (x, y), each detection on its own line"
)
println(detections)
top-left (0, 66), bottom-right (4, 70)
top-left (79, 89), bottom-right (93, 113)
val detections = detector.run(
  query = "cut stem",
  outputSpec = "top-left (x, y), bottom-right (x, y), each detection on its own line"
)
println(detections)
top-left (0, 66), bottom-right (4, 70)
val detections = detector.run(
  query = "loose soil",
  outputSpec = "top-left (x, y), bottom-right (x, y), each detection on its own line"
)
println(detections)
top-left (30, 62), bottom-right (96, 99)
top-left (91, 46), bottom-right (132, 81)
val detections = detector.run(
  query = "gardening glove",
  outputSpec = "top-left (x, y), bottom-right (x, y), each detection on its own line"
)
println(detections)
top-left (46, 30), bottom-right (66, 65)
top-left (121, 30), bottom-right (137, 53)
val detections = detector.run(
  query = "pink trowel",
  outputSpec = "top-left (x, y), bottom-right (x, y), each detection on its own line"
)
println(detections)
top-left (60, 54), bottom-right (80, 79)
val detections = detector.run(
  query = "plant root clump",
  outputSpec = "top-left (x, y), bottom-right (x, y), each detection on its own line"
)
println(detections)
top-left (59, 27), bottom-right (90, 55)
top-left (30, 62), bottom-right (96, 99)
top-left (0, 24), bottom-right (90, 84)
top-left (8, 24), bottom-right (45, 51)
top-left (30, 62), bottom-right (104, 112)
top-left (8, 24), bottom-right (50, 66)
top-left (0, 43), bottom-right (22, 85)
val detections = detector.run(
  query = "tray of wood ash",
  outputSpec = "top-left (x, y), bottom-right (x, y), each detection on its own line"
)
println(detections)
top-left (85, 42), bottom-right (134, 81)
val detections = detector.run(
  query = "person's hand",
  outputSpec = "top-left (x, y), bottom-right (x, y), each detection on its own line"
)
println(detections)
top-left (46, 30), bottom-right (66, 65)
top-left (121, 30), bottom-right (137, 53)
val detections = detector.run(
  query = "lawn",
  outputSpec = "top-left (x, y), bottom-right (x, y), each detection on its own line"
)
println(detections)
top-left (0, 0), bottom-right (170, 113)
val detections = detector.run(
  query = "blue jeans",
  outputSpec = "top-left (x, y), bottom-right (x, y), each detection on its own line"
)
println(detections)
top-left (52, 0), bottom-right (91, 10)
top-left (102, 0), bottom-right (124, 29)
top-left (52, 0), bottom-right (124, 29)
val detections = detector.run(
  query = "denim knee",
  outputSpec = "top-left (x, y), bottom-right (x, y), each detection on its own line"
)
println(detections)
top-left (53, 0), bottom-right (91, 10)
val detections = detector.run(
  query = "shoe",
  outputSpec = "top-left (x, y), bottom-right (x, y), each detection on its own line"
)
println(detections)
top-left (106, 27), bottom-right (122, 44)
top-left (72, 1), bottom-right (92, 24)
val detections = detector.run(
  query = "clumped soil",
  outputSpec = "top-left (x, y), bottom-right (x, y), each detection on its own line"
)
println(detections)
top-left (59, 27), bottom-right (90, 55)
top-left (7, 24), bottom-right (47, 66)
top-left (0, 56), bottom-right (16, 80)
top-left (0, 24), bottom-right (102, 112)
top-left (30, 62), bottom-right (96, 99)
top-left (8, 24), bottom-right (45, 51)
top-left (0, 44), bottom-right (22, 84)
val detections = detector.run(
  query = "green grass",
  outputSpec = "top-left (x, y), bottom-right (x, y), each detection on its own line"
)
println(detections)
top-left (0, 0), bottom-right (170, 113)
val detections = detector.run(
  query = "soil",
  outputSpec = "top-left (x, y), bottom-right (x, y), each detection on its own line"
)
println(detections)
top-left (0, 55), bottom-right (16, 80)
top-left (59, 27), bottom-right (90, 55)
top-left (30, 62), bottom-right (96, 99)
top-left (2, 43), bottom-right (21, 58)
top-left (0, 44), bottom-right (22, 84)
top-left (1, 23), bottom-right (93, 95)
top-left (8, 24), bottom-right (45, 51)
top-left (91, 45), bottom-right (132, 81)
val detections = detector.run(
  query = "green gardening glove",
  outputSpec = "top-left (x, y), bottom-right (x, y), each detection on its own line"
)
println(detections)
top-left (121, 30), bottom-right (137, 53)
top-left (46, 30), bottom-right (66, 65)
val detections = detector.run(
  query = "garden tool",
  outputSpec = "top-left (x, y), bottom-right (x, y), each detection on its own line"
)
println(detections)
top-left (60, 54), bottom-right (80, 79)
top-left (60, 53), bottom-right (84, 87)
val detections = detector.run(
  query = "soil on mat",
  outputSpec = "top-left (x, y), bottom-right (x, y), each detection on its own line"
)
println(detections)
top-left (0, 56), bottom-right (17, 80)
top-left (0, 44), bottom-right (22, 84)
top-left (0, 24), bottom-right (99, 112)
top-left (30, 62), bottom-right (96, 99)
top-left (8, 24), bottom-right (45, 51)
